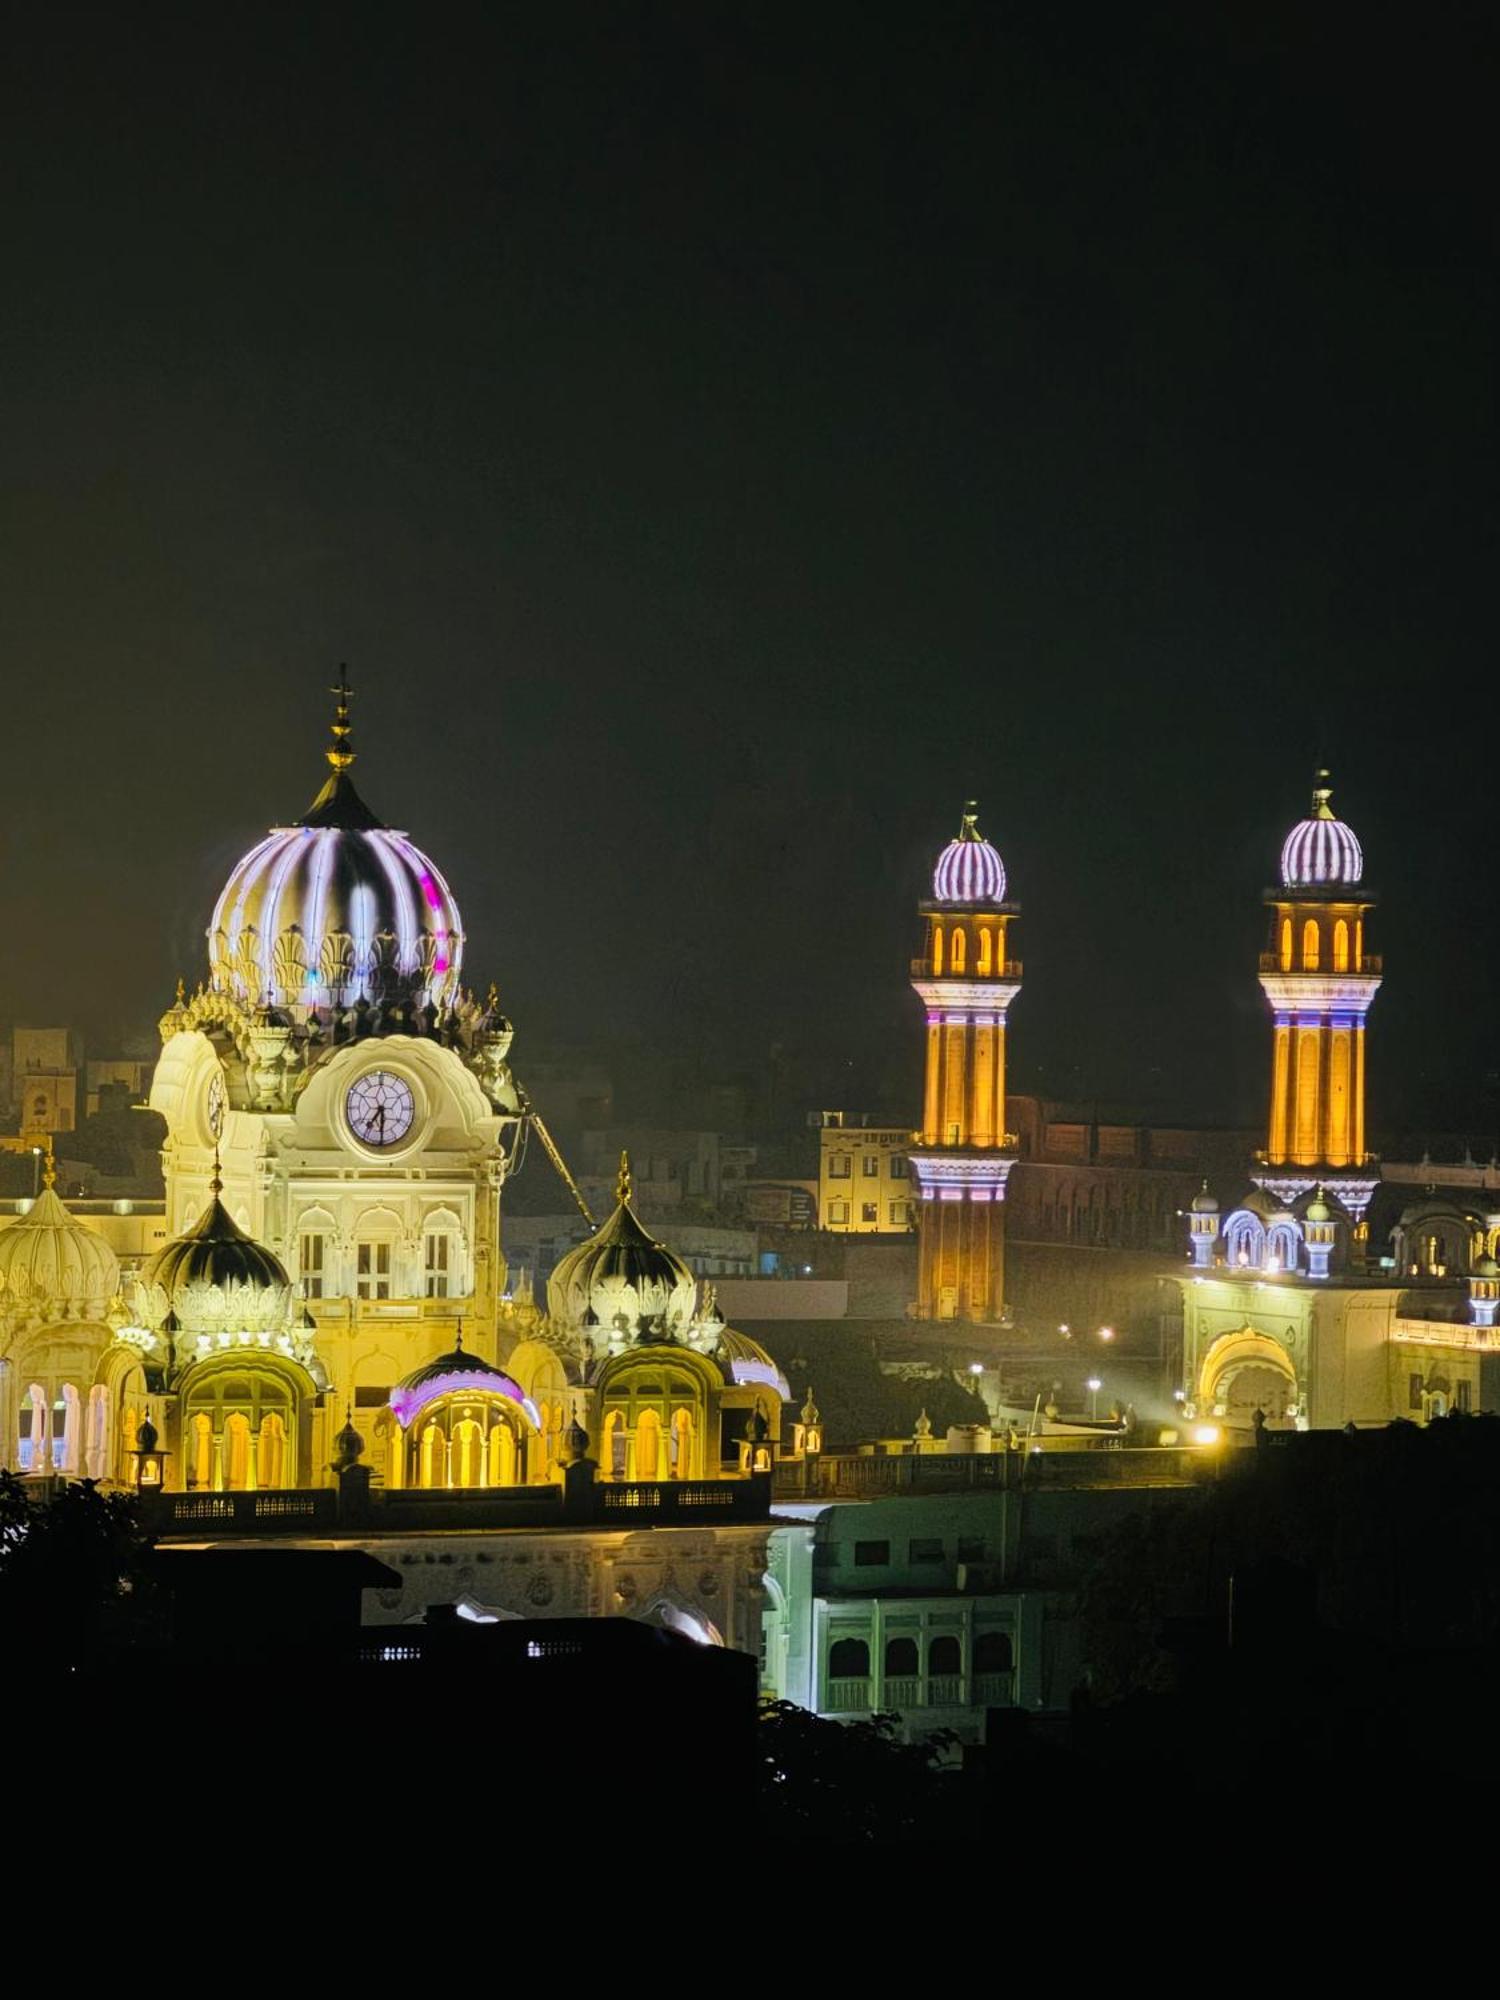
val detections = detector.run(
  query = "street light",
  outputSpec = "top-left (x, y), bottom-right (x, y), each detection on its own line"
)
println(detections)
top-left (1086, 1376), bottom-right (1103, 1419)
top-left (1058, 1322), bottom-right (1071, 1339)
top-left (1097, 1325), bottom-right (1115, 1343)
top-left (968, 1361), bottom-right (984, 1377)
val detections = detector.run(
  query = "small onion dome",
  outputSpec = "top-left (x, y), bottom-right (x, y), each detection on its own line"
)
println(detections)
top-left (712, 1326), bottom-right (790, 1399)
top-left (1476, 1256), bottom-right (1500, 1279)
top-left (546, 1152), bottom-right (697, 1338)
top-left (1279, 770), bottom-right (1364, 889)
top-left (1306, 1190), bottom-right (1333, 1224)
top-left (133, 1171), bottom-right (293, 1337)
top-left (206, 680), bottom-right (464, 1017)
top-left (0, 1184), bottom-right (119, 1325)
top-left (332, 1409), bottom-right (365, 1468)
top-left (388, 1329), bottom-right (534, 1429)
top-left (932, 802), bottom-right (1007, 905)
top-left (1190, 1181), bottom-right (1219, 1214)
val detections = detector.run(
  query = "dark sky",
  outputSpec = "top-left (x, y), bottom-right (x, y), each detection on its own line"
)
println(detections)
top-left (1, 5), bottom-right (1495, 1138)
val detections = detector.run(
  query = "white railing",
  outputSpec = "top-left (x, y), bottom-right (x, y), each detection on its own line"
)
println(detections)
top-left (926, 1674), bottom-right (963, 1705)
top-left (824, 1677), bottom-right (871, 1713)
top-left (882, 1675), bottom-right (921, 1708)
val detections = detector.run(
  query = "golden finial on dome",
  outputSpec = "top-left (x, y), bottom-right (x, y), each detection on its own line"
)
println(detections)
top-left (326, 667), bottom-right (356, 775)
top-left (209, 1145), bottom-right (224, 1199)
top-left (41, 1139), bottom-right (56, 1192)
top-left (175, 976), bottom-right (186, 1007)
top-left (960, 799), bottom-right (980, 838)
top-left (1311, 768), bottom-right (1335, 818)
top-left (486, 982), bottom-right (499, 1011)
top-left (617, 1150), bottom-right (633, 1206)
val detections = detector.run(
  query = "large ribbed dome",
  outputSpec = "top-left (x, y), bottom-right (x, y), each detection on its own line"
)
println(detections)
top-left (547, 1155), bottom-right (698, 1340)
top-left (1280, 771), bottom-right (1363, 890)
top-left (132, 1177), bottom-right (293, 1337)
top-left (932, 803), bottom-right (1007, 904)
top-left (0, 1184), bottom-right (119, 1326)
top-left (206, 683), bottom-right (464, 1016)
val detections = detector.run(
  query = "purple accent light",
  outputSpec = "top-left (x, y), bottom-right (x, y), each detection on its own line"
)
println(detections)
top-left (933, 834), bottom-right (1007, 904)
top-left (390, 1367), bottom-right (532, 1430)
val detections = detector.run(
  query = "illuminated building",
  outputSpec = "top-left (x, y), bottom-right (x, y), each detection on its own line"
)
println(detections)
top-left (1178, 773), bottom-right (1492, 1430)
top-left (908, 805), bottom-right (1020, 1320)
top-left (815, 1113), bottom-right (914, 1233)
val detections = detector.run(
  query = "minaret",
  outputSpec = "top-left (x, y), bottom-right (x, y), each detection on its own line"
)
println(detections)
top-left (1256, 771), bottom-right (1380, 1222)
top-left (908, 804), bottom-right (1021, 1321)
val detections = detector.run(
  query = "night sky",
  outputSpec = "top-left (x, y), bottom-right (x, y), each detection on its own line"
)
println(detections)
top-left (2, 7), bottom-right (1495, 1139)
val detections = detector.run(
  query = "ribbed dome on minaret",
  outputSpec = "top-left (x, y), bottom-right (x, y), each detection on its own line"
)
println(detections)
top-left (1279, 770), bottom-right (1364, 889)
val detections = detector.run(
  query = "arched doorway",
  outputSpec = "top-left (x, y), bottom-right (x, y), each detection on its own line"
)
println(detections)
top-left (1197, 1327), bottom-right (1299, 1430)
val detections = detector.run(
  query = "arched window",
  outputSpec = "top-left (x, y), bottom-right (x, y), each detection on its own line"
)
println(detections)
top-left (1225, 1213), bottom-right (1267, 1270)
top-left (258, 1412), bottom-right (287, 1487)
top-left (118, 1404), bottom-right (140, 1483)
top-left (85, 1385), bottom-right (108, 1481)
top-left (829, 1636), bottom-right (870, 1679)
top-left (451, 1417), bottom-right (483, 1487)
top-left (1266, 1221), bottom-right (1301, 1273)
top-left (635, 1408), bottom-right (662, 1480)
top-left (1280, 916), bottom-right (1293, 970)
top-left (977, 927), bottom-right (993, 975)
top-left (1302, 919), bottom-right (1320, 971)
top-left (423, 1231), bottom-right (452, 1298)
top-left (932, 924), bottom-right (944, 975)
top-left (1333, 919), bottom-right (1350, 972)
top-left (670, 1406), bottom-right (694, 1480)
top-left (602, 1409), bottom-right (627, 1480)
top-left (975, 1630), bottom-right (1013, 1674)
top-left (298, 1229), bottom-right (327, 1299)
top-left (885, 1635), bottom-right (919, 1675)
top-left (54, 1385), bottom-right (81, 1473)
top-left (950, 928), bottom-right (967, 974)
top-left (488, 1420), bottom-right (517, 1487)
top-left (419, 1420), bottom-right (444, 1488)
top-left (928, 1633), bottom-right (961, 1676)
top-left (222, 1412), bottom-right (252, 1490)
top-left (19, 1383), bottom-right (47, 1472)
top-left (190, 1412), bottom-right (213, 1488)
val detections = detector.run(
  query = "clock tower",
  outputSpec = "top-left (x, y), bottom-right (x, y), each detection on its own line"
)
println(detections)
top-left (148, 683), bottom-right (522, 1485)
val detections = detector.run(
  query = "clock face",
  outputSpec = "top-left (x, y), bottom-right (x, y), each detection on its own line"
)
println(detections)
top-left (345, 1070), bottom-right (416, 1150)
top-left (206, 1072), bottom-right (225, 1141)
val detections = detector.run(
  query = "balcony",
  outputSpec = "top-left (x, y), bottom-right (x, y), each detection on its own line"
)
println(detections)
top-left (142, 1470), bottom-right (774, 1537)
top-left (825, 1677), bottom-right (871, 1714)
top-left (909, 958), bottom-right (1023, 982)
top-left (1257, 953), bottom-right (1382, 976)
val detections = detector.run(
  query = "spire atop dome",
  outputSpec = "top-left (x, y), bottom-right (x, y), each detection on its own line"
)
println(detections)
top-left (297, 670), bottom-right (385, 831)
top-left (1310, 768), bottom-right (1335, 819)
top-left (617, 1150), bottom-right (633, 1206)
top-left (327, 668), bottom-right (355, 775)
top-left (40, 1139), bottom-right (56, 1192)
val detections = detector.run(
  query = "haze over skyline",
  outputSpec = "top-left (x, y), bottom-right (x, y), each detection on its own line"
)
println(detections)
top-left (2, 8), bottom-right (1494, 1136)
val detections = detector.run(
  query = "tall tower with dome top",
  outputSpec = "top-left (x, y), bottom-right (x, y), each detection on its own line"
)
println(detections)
top-left (1255, 769), bottom-right (1381, 1228)
top-left (907, 804), bottom-right (1021, 1322)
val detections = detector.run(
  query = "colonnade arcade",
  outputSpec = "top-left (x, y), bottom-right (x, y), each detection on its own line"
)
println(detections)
top-left (389, 1389), bottom-right (537, 1489)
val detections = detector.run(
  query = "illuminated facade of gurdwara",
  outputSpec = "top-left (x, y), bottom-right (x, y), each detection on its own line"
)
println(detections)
top-left (1, 689), bottom-right (786, 1587)
top-left (1178, 773), bottom-right (1496, 1429)
top-left (908, 806), bottom-right (1020, 1322)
